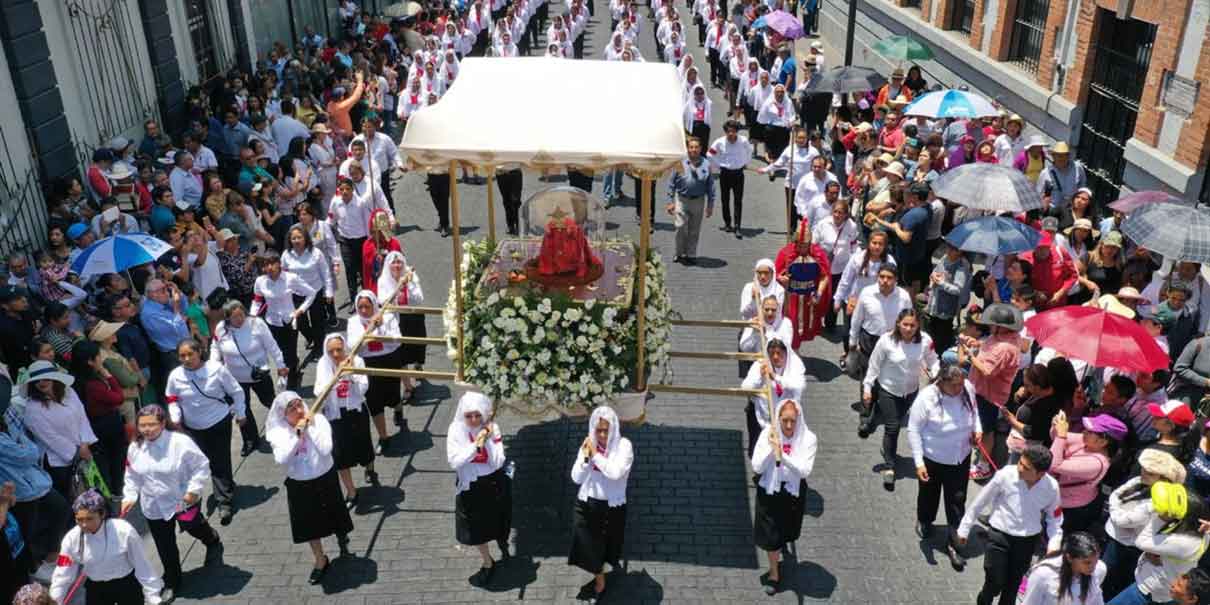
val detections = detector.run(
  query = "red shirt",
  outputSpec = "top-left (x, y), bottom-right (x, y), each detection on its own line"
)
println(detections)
top-left (1021, 246), bottom-right (1077, 301)
top-left (83, 375), bottom-right (124, 418)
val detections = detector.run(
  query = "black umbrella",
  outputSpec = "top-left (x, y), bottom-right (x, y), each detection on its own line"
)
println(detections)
top-left (798, 66), bottom-right (887, 95)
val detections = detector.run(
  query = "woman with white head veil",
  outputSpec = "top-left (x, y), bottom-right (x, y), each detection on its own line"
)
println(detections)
top-left (739, 294), bottom-right (795, 379)
top-left (265, 391), bottom-right (353, 585)
top-left (569, 406), bottom-right (634, 601)
top-left (752, 399), bottom-right (817, 596)
top-left (376, 251), bottom-right (425, 412)
top-left (677, 54), bottom-right (694, 81)
top-left (740, 258), bottom-right (786, 320)
top-left (446, 392), bottom-right (511, 588)
top-left (741, 335), bottom-right (806, 458)
top-left (346, 289), bottom-right (402, 463)
top-left (315, 333), bottom-right (373, 507)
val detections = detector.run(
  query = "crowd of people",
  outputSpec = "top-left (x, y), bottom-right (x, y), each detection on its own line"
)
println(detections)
top-left (1, 0), bottom-right (1210, 603)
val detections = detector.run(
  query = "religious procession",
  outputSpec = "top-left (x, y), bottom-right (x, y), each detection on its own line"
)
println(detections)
top-left (1, 0), bottom-right (1210, 603)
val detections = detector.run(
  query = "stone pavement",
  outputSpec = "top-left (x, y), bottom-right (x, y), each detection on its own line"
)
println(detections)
top-left (149, 7), bottom-right (988, 605)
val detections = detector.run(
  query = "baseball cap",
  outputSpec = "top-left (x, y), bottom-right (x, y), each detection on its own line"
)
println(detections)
top-left (1147, 400), bottom-right (1195, 428)
top-left (1081, 414), bottom-right (1127, 441)
top-left (215, 228), bottom-right (237, 241)
top-left (66, 223), bottom-right (89, 241)
top-left (1040, 216), bottom-right (1059, 233)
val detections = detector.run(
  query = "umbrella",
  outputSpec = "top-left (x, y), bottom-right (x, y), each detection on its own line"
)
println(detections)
top-left (871, 35), bottom-right (935, 62)
top-left (1024, 306), bottom-right (1170, 372)
top-left (752, 15), bottom-right (767, 29)
top-left (1108, 190), bottom-right (1182, 214)
top-left (931, 163), bottom-right (1044, 213)
top-left (943, 216), bottom-right (1042, 255)
top-left (902, 89), bottom-right (999, 119)
top-left (1120, 201), bottom-right (1210, 263)
top-left (799, 66), bottom-right (887, 94)
top-left (383, 1), bottom-right (422, 17)
top-left (70, 233), bottom-right (174, 278)
top-left (763, 11), bottom-right (804, 39)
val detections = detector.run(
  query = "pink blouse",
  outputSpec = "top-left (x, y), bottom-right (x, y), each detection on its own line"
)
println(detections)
top-left (1048, 432), bottom-right (1109, 509)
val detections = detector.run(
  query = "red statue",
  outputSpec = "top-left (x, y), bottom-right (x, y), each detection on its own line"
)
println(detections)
top-left (536, 208), bottom-right (600, 278)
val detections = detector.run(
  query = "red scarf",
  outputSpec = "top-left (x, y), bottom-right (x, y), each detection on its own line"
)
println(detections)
top-left (695, 102), bottom-right (705, 121)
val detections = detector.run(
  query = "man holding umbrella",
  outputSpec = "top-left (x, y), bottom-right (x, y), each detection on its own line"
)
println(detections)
top-left (796, 56), bottom-right (830, 137)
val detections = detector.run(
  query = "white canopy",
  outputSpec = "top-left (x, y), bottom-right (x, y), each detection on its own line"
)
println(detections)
top-left (398, 57), bottom-right (687, 172)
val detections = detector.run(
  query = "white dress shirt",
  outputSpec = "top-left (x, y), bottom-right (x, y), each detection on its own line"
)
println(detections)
top-left (283, 247), bottom-right (335, 298)
top-left (957, 465), bottom-right (1062, 547)
top-left (166, 361), bottom-right (246, 430)
top-left (348, 131), bottom-right (401, 173)
top-left (757, 95), bottom-right (796, 129)
top-left (23, 388), bottom-right (98, 467)
top-left (707, 135), bottom-right (754, 171)
top-left (813, 217), bottom-right (860, 273)
top-left (739, 281), bottom-right (786, 319)
top-left (191, 145), bottom-right (218, 174)
top-left (327, 187), bottom-right (392, 239)
top-left (122, 430), bottom-right (211, 521)
top-left (833, 252), bottom-right (897, 306)
top-left (906, 382), bottom-right (981, 467)
top-left (571, 437), bottom-right (633, 506)
top-left (751, 424), bottom-right (817, 497)
top-left (209, 318), bottom-right (284, 383)
top-left (50, 519), bottom-right (163, 604)
top-left (863, 332), bottom-right (940, 397)
top-left (346, 312), bottom-right (402, 357)
top-left (338, 155), bottom-right (384, 184)
top-left (741, 351), bottom-right (807, 426)
top-left (269, 413), bottom-right (335, 481)
top-left (1018, 559), bottom-right (1105, 605)
top-left (447, 424), bottom-right (506, 494)
top-left (766, 144), bottom-right (819, 191)
top-left (849, 284), bottom-right (912, 344)
top-left (319, 360), bottom-right (369, 419)
top-left (793, 171), bottom-right (839, 220)
top-left (250, 272), bottom-right (317, 327)
top-left (739, 317), bottom-right (794, 354)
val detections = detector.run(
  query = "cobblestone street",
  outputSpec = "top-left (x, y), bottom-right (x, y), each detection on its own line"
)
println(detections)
top-left (156, 5), bottom-right (988, 604)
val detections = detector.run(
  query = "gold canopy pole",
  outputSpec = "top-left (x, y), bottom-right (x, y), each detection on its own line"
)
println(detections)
top-left (450, 160), bottom-right (465, 382)
top-left (635, 170), bottom-right (652, 391)
top-left (486, 168), bottom-right (497, 244)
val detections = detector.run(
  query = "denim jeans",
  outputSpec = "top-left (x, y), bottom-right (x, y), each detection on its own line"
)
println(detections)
top-left (1107, 583), bottom-right (1172, 605)
top-left (602, 170), bottom-right (622, 200)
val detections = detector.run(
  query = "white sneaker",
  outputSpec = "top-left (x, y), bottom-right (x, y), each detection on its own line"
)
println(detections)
top-left (32, 561), bottom-right (55, 583)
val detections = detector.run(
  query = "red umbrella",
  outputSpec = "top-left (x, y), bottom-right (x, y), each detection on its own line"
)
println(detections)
top-left (1024, 306), bottom-right (1169, 372)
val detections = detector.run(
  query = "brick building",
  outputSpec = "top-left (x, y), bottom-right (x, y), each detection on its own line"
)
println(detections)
top-left (819, 0), bottom-right (1210, 208)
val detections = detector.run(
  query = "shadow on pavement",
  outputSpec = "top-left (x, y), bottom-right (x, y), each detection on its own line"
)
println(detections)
top-left (178, 562), bottom-right (252, 599)
top-left (482, 555), bottom-right (541, 595)
top-left (509, 418), bottom-right (759, 570)
top-left (781, 558), bottom-right (837, 601)
top-left (691, 256), bottom-right (728, 269)
top-left (321, 551), bottom-right (379, 594)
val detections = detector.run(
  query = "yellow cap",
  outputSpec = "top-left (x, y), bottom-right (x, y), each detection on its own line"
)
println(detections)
top-left (1152, 481), bottom-right (1189, 520)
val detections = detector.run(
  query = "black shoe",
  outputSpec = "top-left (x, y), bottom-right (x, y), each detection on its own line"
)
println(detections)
top-left (882, 469), bottom-right (896, 491)
top-left (946, 541), bottom-right (966, 571)
top-left (204, 541), bottom-right (224, 567)
top-left (723, 224), bottom-right (733, 232)
top-left (468, 561), bottom-right (496, 587)
top-left (240, 441), bottom-right (256, 457)
top-left (376, 438), bottom-right (389, 455)
top-left (218, 507), bottom-right (234, 526)
top-left (915, 521), bottom-right (931, 540)
top-left (735, 230), bottom-right (743, 239)
top-left (440, 226), bottom-right (451, 237)
top-left (760, 573), bottom-right (779, 596)
top-left (309, 557), bottom-right (330, 584)
top-left (393, 406), bottom-right (403, 427)
top-left (365, 468), bottom-right (380, 486)
top-left (672, 255), bottom-right (683, 264)
top-left (577, 580), bottom-right (597, 600)
top-left (857, 424), bottom-right (871, 439)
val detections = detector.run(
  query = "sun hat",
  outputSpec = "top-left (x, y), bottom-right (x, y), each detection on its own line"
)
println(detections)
top-left (976, 302), bottom-right (1024, 331)
top-left (24, 360), bottom-right (75, 387)
top-left (66, 223), bottom-right (89, 241)
top-left (215, 228), bottom-right (238, 242)
top-left (1006, 114), bottom-right (1024, 126)
top-left (877, 152), bottom-right (895, 165)
top-left (1116, 286), bottom-right (1145, 301)
top-left (855, 122), bottom-right (874, 134)
top-left (1100, 230), bottom-right (1124, 248)
top-left (1096, 294), bottom-right (1136, 319)
top-left (1147, 400), bottom-right (1195, 427)
top-left (1063, 218), bottom-right (1099, 238)
top-left (311, 123), bottom-right (332, 134)
top-left (884, 162), bottom-right (905, 179)
top-left (1051, 141), bottom-right (1071, 154)
top-left (891, 67), bottom-right (905, 78)
top-left (1081, 414), bottom-right (1127, 441)
top-left (1138, 449), bottom-right (1187, 483)
top-left (88, 320), bottom-right (124, 342)
top-left (1026, 135), bottom-right (1047, 149)
top-left (1152, 482), bottom-right (1189, 520)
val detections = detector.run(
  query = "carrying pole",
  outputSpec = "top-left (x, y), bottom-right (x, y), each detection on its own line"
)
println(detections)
top-left (635, 171), bottom-right (652, 391)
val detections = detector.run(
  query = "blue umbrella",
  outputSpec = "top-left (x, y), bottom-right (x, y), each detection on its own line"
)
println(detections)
top-left (902, 89), bottom-right (999, 119)
top-left (752, 15), bottom-right (767, 29)
top-left (71, 233), bottom-right (175, 278)
top-left (943, 216), bottom-right (1041, 255)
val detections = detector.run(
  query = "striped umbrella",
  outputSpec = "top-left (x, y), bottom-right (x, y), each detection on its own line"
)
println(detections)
top-left (902, 89), bottom-right (1000, 119)
top-left (70, 233), bottom-right (174, 278)
top-left (931, 163), bottom-right (1044, 213)
top-left (1108, 190), bottom-right (1182, 214)
top-left (1120, 201), bottom-right (1210, 263)
top-left (943, 216), bottom-right (1042, 255)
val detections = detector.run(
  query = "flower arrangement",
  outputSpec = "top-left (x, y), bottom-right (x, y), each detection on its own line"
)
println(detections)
top-left (444, 238), bottom-right (673, 415)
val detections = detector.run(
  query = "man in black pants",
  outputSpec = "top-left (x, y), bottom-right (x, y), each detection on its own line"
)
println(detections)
top-left (496, 167), bottom-right (524, 236)
top-left (956, 445), bottom-right (1060, 605)
top-left (708, 120), bottom-right (753, 238)
top-left (427, 166), bottom-right (452, 237)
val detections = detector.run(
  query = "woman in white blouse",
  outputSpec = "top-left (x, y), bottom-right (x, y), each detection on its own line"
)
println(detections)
top-left (446, 392), bottom-right (511, 588)
top-left (250, 249), bottom-right (317, 390)
top-left (862, 308), bottom-right (939, 490)
top-left (347, 290), bottom-right (402, 459)
top-left (266, 391), bottom-right (353, 585)
top-left (120, 405), bottom-right (222, 602)
top-left (165, 339), bottom-right (245, 525)
top-left (210, 299), bottom-right (285, 457)
top-left (755, 127), bottom-right (813, 218)
top-left (569, 406), bottom-right (633, 602)
top-left (283, 224), bottom-right (335, 364)
top-left (739, 295), bottom-right (794, 379)
top-left (1017, 532), bottom-right (1105, 605)
top-left (20, 361), bottom-right (97, 500)
top-left (812, 198), bottom-right (859, 334)
top-left (307, 123), bottom-right (339, 207)
top-left (377, 251), bottom-right (426, 412)
top-left (751, 399), bottom-right (817, 596)
top-left (51, 489), bottom-right (163, 605)
top-left (315, 333), bottom-right (375, 505)
top-left (740, 258), bottom-right (787, 321)
top-left (905, 365), bottom-right (980, 567)
top-left (832, 231), bottom-right (897, 367)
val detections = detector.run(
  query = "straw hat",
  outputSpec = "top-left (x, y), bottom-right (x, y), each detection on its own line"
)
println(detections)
top-left (888, 95), bottom-right (910, 109)
top-left (1096, 294), bottom-right (1136, 319)
top-left (891, 67), bottom-right (905, 78)
top-left (883, 161), bottom-right (905, 179)
top-left (311, 122), bottom-right (332, 134)
top-left (1063, 218), bottom-right (1099, 238)
top-left (1051, 141), bottom-right (1071, 154)
top-left (88, 320), bottom-right (124, 342)
top-left (1006, 114), bottom-right (1024, 127)
top-left (1116, 286), bottom-right (1146, 302)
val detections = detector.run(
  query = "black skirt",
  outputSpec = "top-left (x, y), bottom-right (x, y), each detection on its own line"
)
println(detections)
top-left (285, 466), bottom-right (354, 544)
top-left (398, 312), bottom-right (428, 366)
top-left (331, 406), bottom-right (374, 470)
top-left (753, 480), bottom-right (806, 551)
top-left (454, 467), bottom-right (513, 546)
top-left (363, 349), bottom-right (401, 416)
top-left (568, 497), bottom-right (626, 574)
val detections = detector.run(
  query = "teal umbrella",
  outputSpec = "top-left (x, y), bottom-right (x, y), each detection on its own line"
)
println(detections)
top-left (871, 35), bottom-right (935, 62)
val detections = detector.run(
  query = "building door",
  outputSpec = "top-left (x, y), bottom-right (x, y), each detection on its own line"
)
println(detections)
top-left (187, 0), bottom-right (219, 81)
top-left (1075, 9), bottom-right (1156, 206)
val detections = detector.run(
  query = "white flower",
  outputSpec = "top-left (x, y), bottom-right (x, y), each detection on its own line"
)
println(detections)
top-left (584, 299), bottom-right (596, 310)
top-left (506, 349), bottom-right (520, 360)
top-left (513, 297), bottom-right (526, 308)
top-left (575, 335), bottom-right (589, 347)
top-left (564, 308), bottom-right (583, 322)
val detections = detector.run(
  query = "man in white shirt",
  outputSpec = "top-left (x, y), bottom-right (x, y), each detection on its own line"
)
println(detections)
top-left (957, 445), bottom-right (1062, 605)
top-left (346, 114), bottom-right (402, 208)
top-left (270, 100), bottom-right (312, 153)
top-left (793, 155), bottom-right (838, 231)
top-left (707, 120), bottom-right (753, 237)
top-left (183, 133), bottom-right (217, 175)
